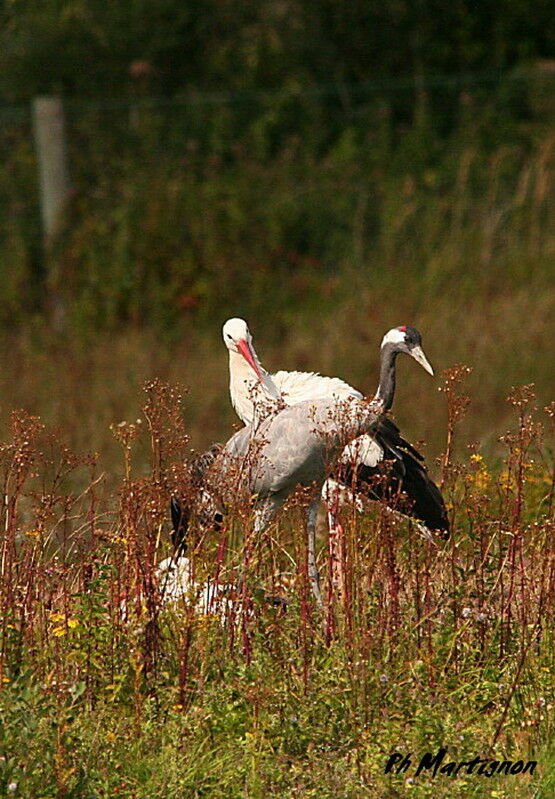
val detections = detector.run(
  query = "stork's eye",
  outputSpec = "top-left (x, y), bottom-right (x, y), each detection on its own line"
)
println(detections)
top-left (227, 334), bottom-right (233, 340)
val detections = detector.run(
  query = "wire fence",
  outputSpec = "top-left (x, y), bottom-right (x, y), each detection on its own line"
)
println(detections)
top-left (2, 66), bottom-right (553, 224)
top-left (1, 65), bottom-right (554, 119)
top-left (0, 67), bottom-right (553, 328)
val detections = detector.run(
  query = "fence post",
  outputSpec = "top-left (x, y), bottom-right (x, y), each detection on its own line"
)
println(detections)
top-left (32, 96), bottom-right (71, 329)
top-left (32, 96), bottom-right (71, 246)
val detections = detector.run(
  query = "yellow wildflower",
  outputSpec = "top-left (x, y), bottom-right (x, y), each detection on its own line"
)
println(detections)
top-left (473, 471), bottom-right (490, 491)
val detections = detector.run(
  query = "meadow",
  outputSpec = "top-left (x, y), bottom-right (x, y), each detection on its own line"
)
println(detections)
top-left (0, 73), bottom-right (554, 798)
top-left (1, 72), bottom-right (554, 470)
top-left (0, 364), bottom-right (553, 798)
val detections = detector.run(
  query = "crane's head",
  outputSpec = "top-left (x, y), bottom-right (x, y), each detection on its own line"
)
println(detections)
top-left (381, 326), bottom-right (434, 375)
top-left (222, 317), bottom-right (272, 388)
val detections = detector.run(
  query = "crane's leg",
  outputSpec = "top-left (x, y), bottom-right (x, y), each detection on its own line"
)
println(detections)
top-left (241, 497), bottom-right (282, 588)
top-left (255, 496), bottom-right (322, 607)
top-left (307, 498), bottom-right (323, 608)
top-left (254, 497), bottom-right (281, 535)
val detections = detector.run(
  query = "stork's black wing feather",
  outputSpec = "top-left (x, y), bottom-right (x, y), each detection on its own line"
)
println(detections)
top-left (392, 453), bottom-right (449, 535)
top-left (191, 443), bottom-right (224, 486)
top-left (377, 417), bottom-right (424, 462)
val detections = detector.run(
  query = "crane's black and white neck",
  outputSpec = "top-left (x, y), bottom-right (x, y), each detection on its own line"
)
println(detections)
top-left (374, 326), bottom-right (434, 412)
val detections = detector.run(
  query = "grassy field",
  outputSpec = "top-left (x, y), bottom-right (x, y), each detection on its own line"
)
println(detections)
top-left (0, 370), bottom-right (553, 798)
top-left (0, 272), bottom-right (552, 483)
top-left (0, 81), bottom-right (554, 797)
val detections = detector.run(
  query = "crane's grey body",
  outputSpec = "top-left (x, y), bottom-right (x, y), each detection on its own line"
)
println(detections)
top-left (221, 397), bottom-right (380, 500)
top-left (221, 319), bottom-right (448, 537)
top-left (209, 396), bottom-right (383, 603)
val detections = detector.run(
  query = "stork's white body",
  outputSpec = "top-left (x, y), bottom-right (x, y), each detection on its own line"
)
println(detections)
top-left (230, 364), bottom-right (362, 426)
top-left (227, 348), bottom-right (282, 424)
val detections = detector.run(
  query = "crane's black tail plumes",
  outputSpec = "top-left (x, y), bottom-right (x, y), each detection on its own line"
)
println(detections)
top-left (170, 443), bottom-right (225, 551)
top-left (339, 418), bottom-right (450, 538)
top-left (390, 452), bottom-right (449, 536)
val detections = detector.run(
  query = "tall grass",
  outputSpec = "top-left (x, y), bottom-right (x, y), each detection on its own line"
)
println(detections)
top-left (0, 79), bottom-right (553, 796)
top-left (0, 93), bottom-right (553, 468)
top-left (0, 373), bottom-right (553, 797)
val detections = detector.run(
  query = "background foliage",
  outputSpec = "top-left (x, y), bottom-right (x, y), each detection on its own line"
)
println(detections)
top-left (0, 1), bottom-right (554, 465)
top-left (1, 0), bottom-right (554, 101)
top-left (0, 8), bottom-right (554, 794)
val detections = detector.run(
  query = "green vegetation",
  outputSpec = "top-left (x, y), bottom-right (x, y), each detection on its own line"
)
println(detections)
top-left (0, 2), bottom-right (554, 796)
top-left (0, 377), bottom-right (553, 798)
top-left (2, 0), bottom-right (554, 102)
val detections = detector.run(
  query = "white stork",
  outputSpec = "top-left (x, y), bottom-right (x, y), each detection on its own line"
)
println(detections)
top-left (154, 499), bottom-right (288, 617)
top-left (155, 554), bottom-right (236, 615)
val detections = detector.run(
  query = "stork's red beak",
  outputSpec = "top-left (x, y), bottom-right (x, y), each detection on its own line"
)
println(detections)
top-left (237, 339), bottom-right (264, 382)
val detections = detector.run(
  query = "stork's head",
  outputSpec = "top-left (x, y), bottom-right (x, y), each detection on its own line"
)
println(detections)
top-left (222, 317), bottom-right (265, 382)
top-left (222, 317), bottom-right (251, 351)
top-left (381, 326), bottom-right (434, 375)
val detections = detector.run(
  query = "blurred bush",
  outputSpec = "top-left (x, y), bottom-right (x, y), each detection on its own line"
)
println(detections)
top-left (0, 69), bottom-right (553, 336)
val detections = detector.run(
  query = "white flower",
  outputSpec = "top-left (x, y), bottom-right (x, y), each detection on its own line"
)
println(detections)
top-left (462, 607), bottom-right (472, 618)
top-left (7, 783), bottom-right (17, 792)
top-left (379, 674), bottom-right (389, 683)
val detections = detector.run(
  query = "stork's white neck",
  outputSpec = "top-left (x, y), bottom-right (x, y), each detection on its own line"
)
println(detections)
top-left (228, 349), bottom-right (282, 425)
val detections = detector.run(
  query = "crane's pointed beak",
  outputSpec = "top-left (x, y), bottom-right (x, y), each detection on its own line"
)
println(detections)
top-left (237, 338), bottom-right (265, 382)
top-left (410, 345), bottom-right (434, 376)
